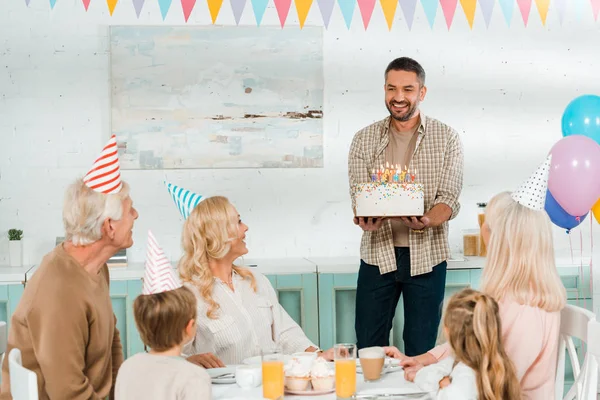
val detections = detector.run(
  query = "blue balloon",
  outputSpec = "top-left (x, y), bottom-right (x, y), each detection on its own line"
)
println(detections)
top-left (562, 94), bottom-right (600, 145)
top-left (544, 189), bottom-right (588, 232)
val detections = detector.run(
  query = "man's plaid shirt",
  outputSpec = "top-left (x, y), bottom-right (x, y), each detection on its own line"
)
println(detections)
top-left (348, 114), bottom-right (464, 276)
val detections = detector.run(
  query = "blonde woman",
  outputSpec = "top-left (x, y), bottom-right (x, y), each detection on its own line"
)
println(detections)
top-left (386, 158), bottom-right (566, 399)
top-left (414, 288), bottom-right (521, 400)
top-left (179, 196), bottom-right (333, 368)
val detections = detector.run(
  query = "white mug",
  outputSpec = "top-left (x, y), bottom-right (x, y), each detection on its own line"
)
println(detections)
top-left (291, 351), bottom-right (318, 370)
top-left (235, 365), bottom-right (261, 389)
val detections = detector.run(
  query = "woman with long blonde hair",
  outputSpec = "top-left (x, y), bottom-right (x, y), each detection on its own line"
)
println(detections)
top-left (386, 158), bottom-right (567, 399)
top-left (178, 196), bottom-right (333, 368)
top-left (414, 288), bottom-right (521, 399)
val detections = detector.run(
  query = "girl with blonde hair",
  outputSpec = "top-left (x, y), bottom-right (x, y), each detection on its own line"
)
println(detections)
top-left (386, 157), bottom-right (567, 399)
top-left (414, 288), bottom-right (521, 400)
top-left (178, 196), bottom-right (333, 368)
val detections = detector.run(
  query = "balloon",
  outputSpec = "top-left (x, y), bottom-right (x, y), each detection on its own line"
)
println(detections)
top-left (562, 94), bottom-right (600, 145)
top-left (593, 198), bottom-right (600, 224)
top-left (544, 189), bottom-right (587, 232)
top-left (548, 135), bottom-right (600, 216)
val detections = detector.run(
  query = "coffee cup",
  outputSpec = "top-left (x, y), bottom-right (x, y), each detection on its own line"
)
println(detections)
top-left (358, 346), bottom-right (388, 382)
top-left (291, 351), bottom-right (318, 370)
top-left (235, 365), bottom-right (262, 389)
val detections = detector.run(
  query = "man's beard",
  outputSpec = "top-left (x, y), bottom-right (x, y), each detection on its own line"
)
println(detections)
top-left (386, 100), bottom-right (418, 122)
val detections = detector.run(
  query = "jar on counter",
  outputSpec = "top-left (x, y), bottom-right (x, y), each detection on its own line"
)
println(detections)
top-left (477, 203), bottom-right (487, 257)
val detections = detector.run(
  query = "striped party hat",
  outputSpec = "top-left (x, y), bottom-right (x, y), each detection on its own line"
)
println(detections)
top-left (165, 182), bottom-right (203, 219)
top-left (142, 230), bottom-right (182, 295)
top-left (511, 155), bottom-right (551, 211)
top-left (83, 135), bottom-right (123, 194)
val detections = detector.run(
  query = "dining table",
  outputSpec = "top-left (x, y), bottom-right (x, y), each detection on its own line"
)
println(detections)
top-left (211, 366), bottom-right (434, 399)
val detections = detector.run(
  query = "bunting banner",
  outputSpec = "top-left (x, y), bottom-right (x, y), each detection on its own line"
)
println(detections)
top-left (26, 0), bottom-right (600, 29)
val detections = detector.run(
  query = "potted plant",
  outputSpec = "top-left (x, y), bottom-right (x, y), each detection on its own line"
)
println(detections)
top-left (8, 229), bottom-right (23, 267)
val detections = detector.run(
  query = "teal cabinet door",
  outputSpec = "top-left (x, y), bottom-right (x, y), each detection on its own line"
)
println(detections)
top-left (0, 284), bottom-right (25, 332)
top-left (266, 274), bottom-right (319, 347)
top-left (109, 279), bottom-right (144, 359)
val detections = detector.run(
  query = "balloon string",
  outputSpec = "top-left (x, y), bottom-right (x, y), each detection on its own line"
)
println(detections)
top-left (569, 233), bottom-right (574, 264)
top-left (590, 217), bottom-right (594, 310)
top-left (580, 229), bottom-right (585, 311)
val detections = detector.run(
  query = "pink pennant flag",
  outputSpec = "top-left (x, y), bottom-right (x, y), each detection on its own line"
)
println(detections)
top-left (516, 0), bottom-right (531, 25)
top-left (142, 230), bottom-right (182, 295)
top-left (181, 0), bottom-right (196, 21)
top-left (591, 0), bottom-right (600, 20)
top-left (274, 0), bottom-right (292, 26)
top-left (82, 0), bottom-right (91, 9)
top-left (357, 0), bottom-right (376, 28)
top-left (439, 0), bottom-right (458, 29)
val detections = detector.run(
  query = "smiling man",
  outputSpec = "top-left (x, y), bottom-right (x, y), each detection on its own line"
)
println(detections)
top-left (348, 57), bottom-right (464, 356)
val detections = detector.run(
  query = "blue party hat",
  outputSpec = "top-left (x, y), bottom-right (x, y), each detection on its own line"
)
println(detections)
top-left (165, 182), bottom-right (203, 219)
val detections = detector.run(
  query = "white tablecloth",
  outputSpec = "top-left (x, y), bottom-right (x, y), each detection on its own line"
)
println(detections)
top-left (212, 367), bottom-right (433, 399)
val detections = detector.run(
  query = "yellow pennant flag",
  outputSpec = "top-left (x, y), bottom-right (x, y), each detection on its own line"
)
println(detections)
top-left (535, 0), bottom-right (550, 25)
top-left (295, 0), bottom-right (313, 28)
top-left (107, 0), bottom-right (118, 14)
top-left (380, 0), bottom-right (397, 30)
top-left (207, 0), bottom-right (223, 23)
top-left (459, 0), bottom-right (476, 28)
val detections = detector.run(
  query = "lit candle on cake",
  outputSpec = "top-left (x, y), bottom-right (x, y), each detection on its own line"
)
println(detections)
top-left (393, 168), bottom-right (399, 182)
top-left (371, 169), bottom-right (377, 182)
top-left (405, 168), bottom-right (411, 183)
top-left (377, 168), bottom-right (382, 181)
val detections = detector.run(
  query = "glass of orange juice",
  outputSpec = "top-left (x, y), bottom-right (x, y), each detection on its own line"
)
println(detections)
top-left (334, 343), bottom-right (357, 399)
top-left (262, 351), bottom-right (284, 400)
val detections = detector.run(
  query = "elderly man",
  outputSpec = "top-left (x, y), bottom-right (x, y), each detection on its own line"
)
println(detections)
top-left (0, 135), bottom-right (138, 399)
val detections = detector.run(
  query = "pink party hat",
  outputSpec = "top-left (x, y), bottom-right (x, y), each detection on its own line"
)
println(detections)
top-left (511, 155), bottom-right (551, 211)
top-left (83, 135), bottom-right (123, 194)
top-left (142, 230), bottom-right (182, 295)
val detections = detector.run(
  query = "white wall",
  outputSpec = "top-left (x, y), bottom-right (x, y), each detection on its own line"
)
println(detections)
top-left (1, 0), bottom-right (600, 305)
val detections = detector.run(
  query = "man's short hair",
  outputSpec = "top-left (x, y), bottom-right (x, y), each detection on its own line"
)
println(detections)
top-left (133, 286), bottom-right (197, 351)
top-left (385, 57), bottom-right (426, 86)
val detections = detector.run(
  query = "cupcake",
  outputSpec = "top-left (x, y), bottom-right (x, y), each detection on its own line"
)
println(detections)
top-left (310, 358), bottom-right (335, 391)
top-left (284, 358), bottom-right (311, 391)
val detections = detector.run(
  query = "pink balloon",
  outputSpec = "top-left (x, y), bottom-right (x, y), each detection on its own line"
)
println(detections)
top-left (548, 135), bottom-right (600, 216)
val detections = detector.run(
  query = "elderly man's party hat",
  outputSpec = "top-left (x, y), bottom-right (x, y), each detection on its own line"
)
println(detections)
top-left (511, 155), bottom-right (551, 211)
top-left (83, 135), bottom-right (123, 194)
top-left (165, 182), bottom-right (203, 219)
top-left (142, 230), bottom-right (182, 295)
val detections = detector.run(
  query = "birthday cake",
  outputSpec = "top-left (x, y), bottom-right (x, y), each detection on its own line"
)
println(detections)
top-left (352, 166), bottom-right (424, 217)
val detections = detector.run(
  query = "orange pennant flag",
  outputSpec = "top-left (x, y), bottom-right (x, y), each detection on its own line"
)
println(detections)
top-left (380, 0), bottom-right (397, 29)
top-left (107, 0), bottom-right (118, 14)
top-left (460, 0), bottom-right (476, 28)
top-left (295, 0), bottom-right (313, 28)
top-left (207, 0), bottom-right (223, 22)
top-left (534, 0), bottom-right (549, 25)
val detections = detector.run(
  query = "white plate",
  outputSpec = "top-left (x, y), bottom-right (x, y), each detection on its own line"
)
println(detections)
top-left (285, 387), bottom-right (335, 395)
top-left (357, 387), bottom-right (427, 396)
top-left (242, 355), bottom-right (293, 365)
top-left (207, 366), bottom-right (236, 384)
top-left (355, 358), bottom-right (402, 374)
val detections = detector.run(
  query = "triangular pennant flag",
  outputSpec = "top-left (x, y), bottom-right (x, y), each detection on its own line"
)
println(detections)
top-left (251, 0), bottom-right (268, 24)
top-left (82, 0), bottom-right (91, 10)
top-left (295, 0), bottom-right (313, 28)
top-left (460, 0), bottom-right (476, 28)
top-left (357, 0), bottom-right (376, 28)
top-left (534, 0), bottom-right (549, 24)
top-left (207, 0), bottom-right (224, 22)
top-left (440, 0), bottom-right (458, 29)
top-left (317, 0), bottom-right (335, 27)
top-left (591, 0), bottom-right (600, 20)
top-left (516, 0), bottom-right (532, 25)
top-left (142, 231), bottom-right (182, 295)
top-left (107, 0), bottom-right (118, 14)
top-left (133, 0), bottom-right (145, 16)
top-left (165, 182), bottom-right (203, 219)
top-left (50, 0), bottom-right (57, 8)
top-left (25, 0), bottom-right (31, 7)
top-left (421, 0), bottom-right (438, 27)
top-left (231, 0), bottom-right (246, 23)
top-left (498, 0), bottom-right (513, 25)
top-left (511, 156), bottom-right (551, 211)
top-left (399, 0), bottom-right (418, 29)
top-left (84, 135), bottom-right (123, 195)
top-left (478, 0), bottom-right (494, 27)
top-left (380, 0), bottom-right (398, 29)
top-left (157, 0), bottom-right (172, 19)
top-left (554, 0), bottom-right (566, 24)
top-left (338, 0), bottom-right (356, 28)
top-left (181, 0), bottom-right (197, 21)
top-left (274, 0), bottom-right (292, 26)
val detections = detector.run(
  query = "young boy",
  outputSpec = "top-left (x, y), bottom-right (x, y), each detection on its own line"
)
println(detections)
top-left (115, 231), bottom-right (212, 399)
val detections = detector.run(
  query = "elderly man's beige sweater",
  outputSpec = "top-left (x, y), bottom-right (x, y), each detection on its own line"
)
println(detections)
top-left (0, 244), bottom-right (124, 399)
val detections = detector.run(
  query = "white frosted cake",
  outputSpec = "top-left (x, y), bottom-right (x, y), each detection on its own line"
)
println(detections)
top-left (352, 182), bottom-right (424, 217)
